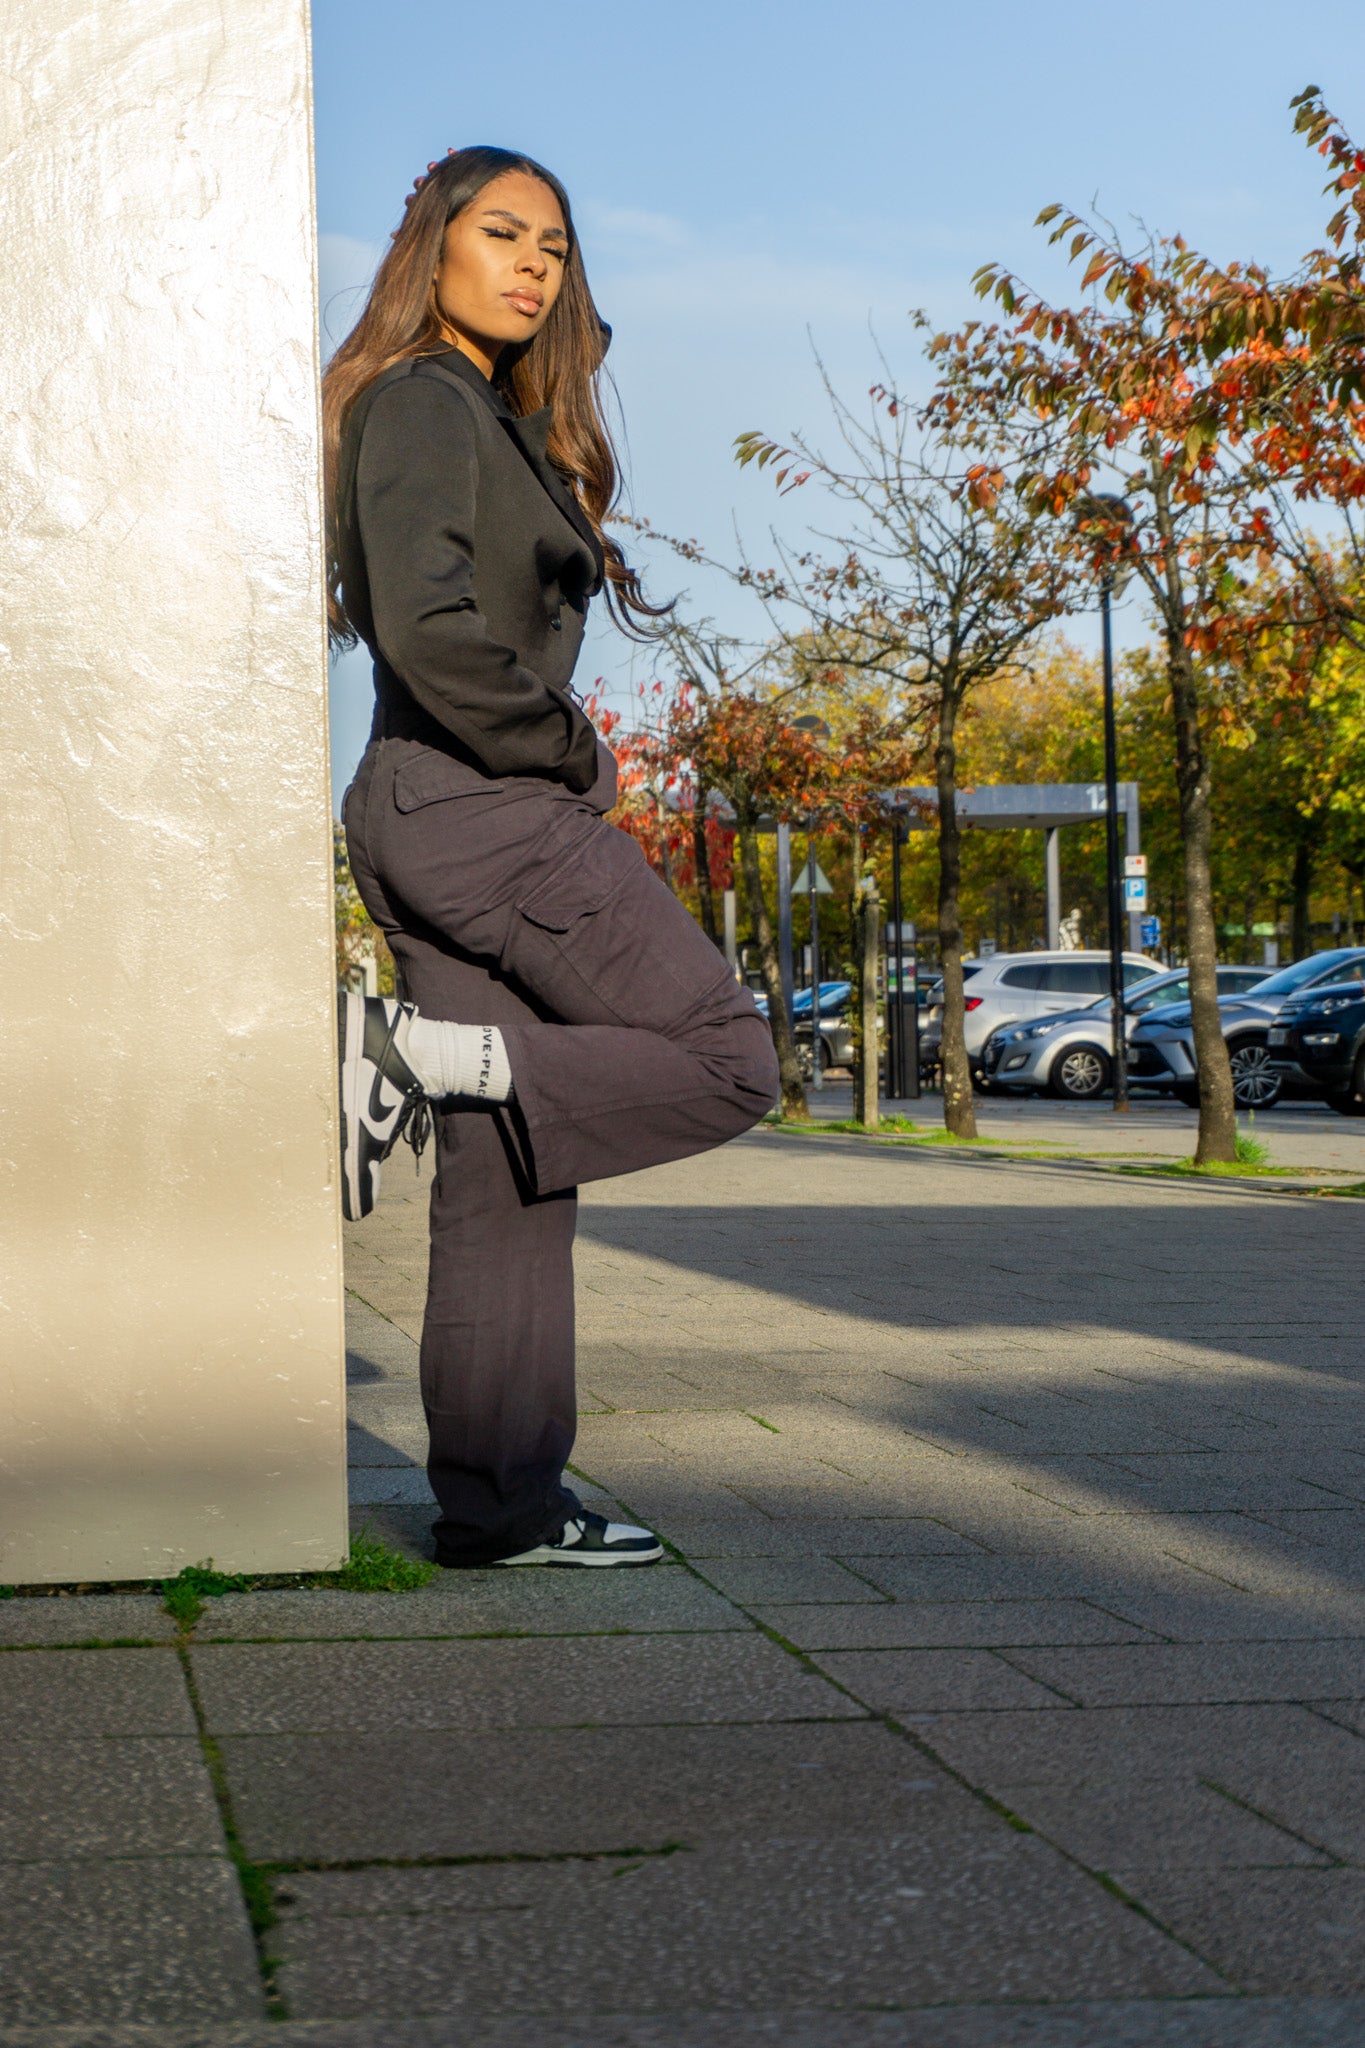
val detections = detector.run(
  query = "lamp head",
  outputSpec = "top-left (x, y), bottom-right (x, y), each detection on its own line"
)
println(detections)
top-left (1072, 493), bottom-right (1135, 595)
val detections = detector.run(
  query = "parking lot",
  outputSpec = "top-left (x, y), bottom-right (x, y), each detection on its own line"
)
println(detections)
top-left (806, 1081), bottom-right (1365, 1177)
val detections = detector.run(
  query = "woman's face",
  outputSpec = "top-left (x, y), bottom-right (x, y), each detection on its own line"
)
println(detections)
top-left (433, 170), bottom-right (568, 377)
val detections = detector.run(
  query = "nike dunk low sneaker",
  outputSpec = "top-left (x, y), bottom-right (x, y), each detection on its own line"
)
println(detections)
top-left (496, 1510), bottom-right (664, 1567)
top-left (338, 993), bottom-right (428, 1221)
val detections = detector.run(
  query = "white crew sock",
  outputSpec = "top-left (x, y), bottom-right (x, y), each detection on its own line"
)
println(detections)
top-left (404, 1017), bottom-right (514, 1103)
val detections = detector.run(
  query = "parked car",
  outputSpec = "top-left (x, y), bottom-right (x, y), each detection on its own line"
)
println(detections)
top-left (792, 982), bottom-right (854, 1075)
top-left (1129, 947), bottom-right (1365, 1109)
top-left (981, 965), bottom-right (1269, 1099)
top-left (1267, 956), bottom-right (1365, 1114)
top-left (935, 951), bottom-right (1163, 1072)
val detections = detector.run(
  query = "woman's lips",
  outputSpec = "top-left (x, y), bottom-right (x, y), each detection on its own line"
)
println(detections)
top-left (503, 291), bottom-right (543, 316)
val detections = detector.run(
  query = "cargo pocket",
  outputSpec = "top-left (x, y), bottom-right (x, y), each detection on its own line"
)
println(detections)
top-left (517, 821), bottom-right (642, 932)
top-left (392, 752), bottom-right (507, 812)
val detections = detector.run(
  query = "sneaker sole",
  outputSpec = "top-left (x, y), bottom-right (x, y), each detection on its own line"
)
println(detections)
top-left (338, 991), bottom-right (368, 1222)
top-left (497, 1544), bottom-right (665, 1568)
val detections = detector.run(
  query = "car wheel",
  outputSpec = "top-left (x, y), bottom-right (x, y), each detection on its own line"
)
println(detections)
top-left (1328, 1053), bottom-right (1365, 1116)
top-left (1049, 1044), bottom-right (1112, 1100)
top-left (1229, 1037), bottom-right (1282, 1110)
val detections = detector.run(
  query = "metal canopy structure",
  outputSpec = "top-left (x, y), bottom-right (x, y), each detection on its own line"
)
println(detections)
top-left (759, 783), bottom-right (1143, 1017)
top-left (897, 781), bottom-right (1142, 957)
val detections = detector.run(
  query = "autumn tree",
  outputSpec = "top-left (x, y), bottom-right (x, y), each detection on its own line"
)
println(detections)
top-left (632, 622), bottom-right (921, 1121)
top-left (734, 379), bottom-right (1081, 1138)
top-left (1208, 559), bottom-right (1365, 957)
top-left (930, 213), bottom-right (1295, 1163)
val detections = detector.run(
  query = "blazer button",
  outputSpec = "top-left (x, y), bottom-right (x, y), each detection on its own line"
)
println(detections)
top-left (550, 616), bottom-right (563, 631)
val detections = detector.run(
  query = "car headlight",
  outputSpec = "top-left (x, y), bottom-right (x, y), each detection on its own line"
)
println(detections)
top-left (1303, 1031), bottom-right (1341, 1046)
top-left (1022, 1018), bottom-right (1069, 1039)
top-left (1306, 995), bottom-right (1359, 1016)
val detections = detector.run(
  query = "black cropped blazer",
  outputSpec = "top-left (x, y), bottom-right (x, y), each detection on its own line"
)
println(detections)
top-left (335, 347), bottom-right (606, 793)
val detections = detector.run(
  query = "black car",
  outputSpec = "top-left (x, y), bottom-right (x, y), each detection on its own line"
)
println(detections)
top-left (1267, 961), bottom-right (1365, 1115)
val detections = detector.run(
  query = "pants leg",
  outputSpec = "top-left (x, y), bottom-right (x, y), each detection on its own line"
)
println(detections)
top-left (360, 741), bottom-right (780, 1194)
top-left (343, 737), bottom-right (779, 1565)
top-left (346, 766), bottom-right (582, 1565)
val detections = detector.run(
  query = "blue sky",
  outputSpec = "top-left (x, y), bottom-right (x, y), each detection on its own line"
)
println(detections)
top-left (314, 0), bottom-right (1365, 807)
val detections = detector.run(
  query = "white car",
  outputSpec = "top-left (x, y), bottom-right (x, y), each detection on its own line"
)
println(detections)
top-left (957, 951), bottom-right (1164, 1062)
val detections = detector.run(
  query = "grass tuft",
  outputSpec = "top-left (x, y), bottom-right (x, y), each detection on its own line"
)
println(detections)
top-left (162, 1562), bottom-right (254, 1630)
top-left (310, 1528), bottom-right (435, 1594)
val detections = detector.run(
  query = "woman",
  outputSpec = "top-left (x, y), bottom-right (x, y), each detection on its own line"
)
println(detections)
top-left (327, 146), bottom-right (778, 1571)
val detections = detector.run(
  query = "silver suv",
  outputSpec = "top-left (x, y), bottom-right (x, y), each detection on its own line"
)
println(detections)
top-left (1129, 947), bottom-right (1365, 1108)
top-left (957, 951), bottom-right (1163, 1065)
top-left (982, 965), bottom-right (1269, 1098)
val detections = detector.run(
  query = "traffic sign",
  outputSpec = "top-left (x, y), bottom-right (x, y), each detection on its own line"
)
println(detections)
top-left (1140, 914), bottom-right (1161, 948)
top-left (792, 860), bottom-right (833, 895)
top-left (1124, 876), bottom-right (1148, 909)
top-left (1124, 853), bottom-right (1148, 878)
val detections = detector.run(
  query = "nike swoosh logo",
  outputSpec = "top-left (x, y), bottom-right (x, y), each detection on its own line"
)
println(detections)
top-left (368, 1067), bottom-right (407, 1124)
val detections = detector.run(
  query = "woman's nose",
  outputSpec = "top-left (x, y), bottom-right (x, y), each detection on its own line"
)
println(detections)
top-left (519, 247), bottom-right (547, 279)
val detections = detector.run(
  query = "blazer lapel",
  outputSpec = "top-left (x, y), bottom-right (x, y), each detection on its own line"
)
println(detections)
top-left (501, 410), bottom-right (605, 591)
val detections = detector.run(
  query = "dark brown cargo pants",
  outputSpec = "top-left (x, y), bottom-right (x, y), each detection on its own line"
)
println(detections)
top-left (343, 732), bottom-right (779, 1565)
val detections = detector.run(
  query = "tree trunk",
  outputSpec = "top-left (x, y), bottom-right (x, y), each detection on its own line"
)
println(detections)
top-left (855, 877), bottom-right (881, 1128)
top-left (1241, 886), bottom-right (1258, 967)
top-left (1168, 639), bottom-right (1236, 1164)
top-left (936, 688), bottom-right (978, 1138)
top-left (653, 793), bottom-right (678, 898)
top-left (692, 778), bottom-right (719, 944)
top-left (1291, 837), bottom-right (1314, 961)
top-left (736, 812), bottom-right (807, 1120)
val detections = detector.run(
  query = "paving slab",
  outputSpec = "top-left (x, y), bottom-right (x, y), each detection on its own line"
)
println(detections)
top-left (9, 1999), bottom-right (1365, 2046)
top-left (993, 1779), bottom-right (1326, 1871)
top-left (0, 1860), bottom-right (261, 2024)
top-left (1309, 1697), bottom-right (1365, 1736)
top-left (1006, 1641), bottom-right (1365, 1706)
top-left (197, 1568), bottom-right (748, 1641)
top-left (651, 1516), bottom-right (983, 1558)
top-left (191, 1634), bottom-right (861, 1735)
top-left (754, 1599), bottom-right (1160, 1651)
top-left (812, 1647), bottom-right (1075, 1714)
top-left (0, 1740), bottom-right (223, 1859)
top-left (0, 1647), bottom-right (192, 1737)
top-left (272, 1834), bottom-right (1218, 2018)
top-left (690, 1556), bottom-right (889, 1604)
top-left (1081, 1586), bottom-right (1365, 1643)
top-left (220, 1720), bottom-right (973, 1863)
top-left (0, 1595), bottom-right (176, 1646)
top-left (922, 1702), bottom-right (1362, 1791)
top-left (1114, 1869), bottom-right (1365, 1994)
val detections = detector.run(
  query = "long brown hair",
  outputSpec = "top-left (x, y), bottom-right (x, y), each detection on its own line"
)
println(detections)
top-left (322, 144), bottom-right (663, 646)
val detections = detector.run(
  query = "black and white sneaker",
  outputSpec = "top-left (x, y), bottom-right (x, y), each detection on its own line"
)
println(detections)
top-left (497, 1509), bottom-right (664, 1567)
top-left (338, 993), bottom-right (429, 1221)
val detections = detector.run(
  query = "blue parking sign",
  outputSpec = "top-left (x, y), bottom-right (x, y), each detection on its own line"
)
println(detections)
top-left (1140, 914), bottom-right (1161, 948)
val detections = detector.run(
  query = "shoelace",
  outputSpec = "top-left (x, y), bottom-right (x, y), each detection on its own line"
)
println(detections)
top-left (377, 1000), bottom-right (432, 1174)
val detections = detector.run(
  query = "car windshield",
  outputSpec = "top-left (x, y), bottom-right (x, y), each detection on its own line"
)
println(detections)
top-left (1128, 973), bottom-right (1187, 1013)
top-left (1243, 950), bottom-right (1365, 997)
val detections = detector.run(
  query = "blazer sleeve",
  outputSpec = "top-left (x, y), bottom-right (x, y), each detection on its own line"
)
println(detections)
top-left (354, 376), bottom-right (598, 791)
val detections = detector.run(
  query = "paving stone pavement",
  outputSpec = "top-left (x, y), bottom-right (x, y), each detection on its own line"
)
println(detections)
top-left (2, 1125), bottom-right (1364, 2043)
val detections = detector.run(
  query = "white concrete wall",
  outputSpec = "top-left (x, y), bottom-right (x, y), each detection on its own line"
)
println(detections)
top-left (0, 1), bottom-right (348, 1581)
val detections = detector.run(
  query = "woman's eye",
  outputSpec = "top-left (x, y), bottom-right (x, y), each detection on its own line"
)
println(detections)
top-left (483, 227), bottom-right (516, 242)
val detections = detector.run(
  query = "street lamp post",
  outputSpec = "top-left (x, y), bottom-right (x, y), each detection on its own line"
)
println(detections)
top-left (887, 812), bottom-right (919, 1099)
top-left (1076, 495), bottom-right (1134, 1116)
top-left (792, 715), bottom-right (831, 1095)
top-left (1100, 570), bottom-right (1130, 1113)
top-left (807, 812), bottom-right (823, 1092)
